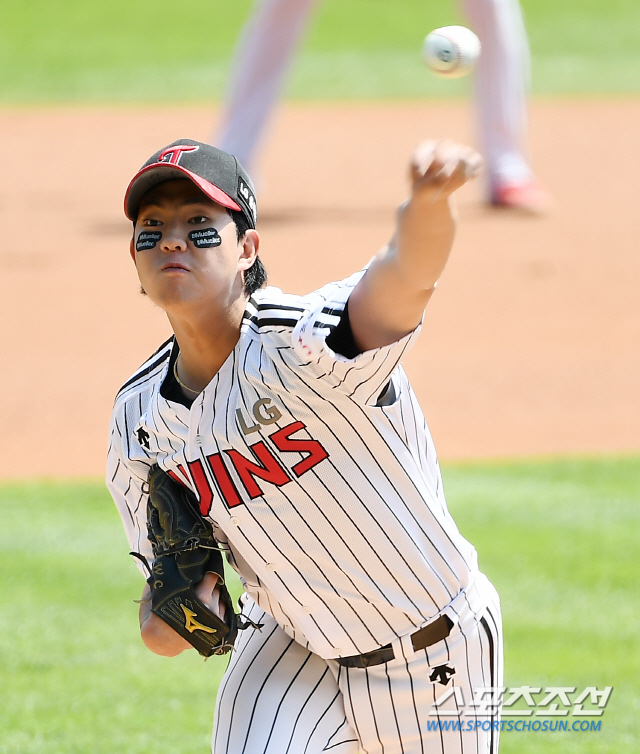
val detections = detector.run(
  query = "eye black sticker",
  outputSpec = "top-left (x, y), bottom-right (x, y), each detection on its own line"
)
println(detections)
top-left (188, 228), bottom-right (222, 248)
top-left (136, 231), bottom-right (162, 251)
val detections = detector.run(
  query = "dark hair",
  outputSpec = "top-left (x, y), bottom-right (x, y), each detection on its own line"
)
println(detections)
top-left (228, 208), bottom-right (267, 295)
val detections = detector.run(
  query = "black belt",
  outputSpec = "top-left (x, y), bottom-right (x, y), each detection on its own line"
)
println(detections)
top-left (337, 614), bottom-right (454, 668)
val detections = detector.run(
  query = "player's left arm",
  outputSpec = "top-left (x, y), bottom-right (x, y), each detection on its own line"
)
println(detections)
top-left (348, 139), bottom-right (482, 352)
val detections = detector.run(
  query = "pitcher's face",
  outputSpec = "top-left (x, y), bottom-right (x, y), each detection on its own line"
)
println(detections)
top-left (131, 179), bottom-right (257, 313)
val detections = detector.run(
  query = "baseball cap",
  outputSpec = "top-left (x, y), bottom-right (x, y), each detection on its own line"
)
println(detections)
top-left (124, 138), bottom-right (257, 228)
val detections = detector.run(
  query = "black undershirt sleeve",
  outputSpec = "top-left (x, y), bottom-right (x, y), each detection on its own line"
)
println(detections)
top-left (325, 299), bottom-right (362, 359)
top-left (325, 299), bottom-right (395, 406)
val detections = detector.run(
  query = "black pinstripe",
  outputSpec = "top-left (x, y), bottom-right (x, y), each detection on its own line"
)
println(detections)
top-left (262, 360), bottom-right (443, 618)
top-left (213, 602), bottom-right (357, 754)
top-left (480, 608), bottom-right (501, 754)
top-left (269, 350), bottom-right (463, 599)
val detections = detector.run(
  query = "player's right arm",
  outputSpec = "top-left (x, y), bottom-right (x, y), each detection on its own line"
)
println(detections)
top-left (347, 139), bottom-right (482, 353)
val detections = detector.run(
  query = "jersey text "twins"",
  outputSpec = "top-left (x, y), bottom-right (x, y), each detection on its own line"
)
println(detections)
top-left (170, 421), bottom-right (329, 515)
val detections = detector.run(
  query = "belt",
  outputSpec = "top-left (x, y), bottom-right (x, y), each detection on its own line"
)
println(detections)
top-left (337, 614), bottom-right (454, 668)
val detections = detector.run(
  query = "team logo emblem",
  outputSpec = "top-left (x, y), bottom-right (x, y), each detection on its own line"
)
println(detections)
top-left (156, 144), bottom-right (199, 166)
top-left (181, 605), bottom-right (217, 634)
top-left (430, 664), bottom-right (456, 686)
top-left (136, 427), bottom-right (151, 449)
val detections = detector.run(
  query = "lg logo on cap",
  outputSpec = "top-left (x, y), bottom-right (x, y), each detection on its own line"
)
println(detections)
top-left (238, 177), bottom-right (257, 222)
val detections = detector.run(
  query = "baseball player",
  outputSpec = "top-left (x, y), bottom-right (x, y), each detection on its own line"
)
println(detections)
top-left (107, 136), bottom-right (503, 753)
top-left (216, 0), bottom-right (549, 211)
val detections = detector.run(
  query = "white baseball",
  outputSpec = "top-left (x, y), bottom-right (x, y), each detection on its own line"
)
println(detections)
top-left (422, 26), bottom-right (481, 79)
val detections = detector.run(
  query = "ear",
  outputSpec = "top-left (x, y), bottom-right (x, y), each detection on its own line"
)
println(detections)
top-left (130, 237), bottom-right (137, 264)
top-left (237, 229), bottom-right (260, 272)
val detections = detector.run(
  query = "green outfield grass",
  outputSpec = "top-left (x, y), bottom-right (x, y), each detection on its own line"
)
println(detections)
top-left (0, 0), bottom-right (639, 103)
top-left (0, 455), bottom-right (636, 753)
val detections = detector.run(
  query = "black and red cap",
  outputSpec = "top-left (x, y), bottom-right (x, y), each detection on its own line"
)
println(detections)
top-left (124, 138), bottom-right (257, 228)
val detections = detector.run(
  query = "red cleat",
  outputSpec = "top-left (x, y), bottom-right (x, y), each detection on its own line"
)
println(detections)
top-left (490, 181), bottom-right (552, 214)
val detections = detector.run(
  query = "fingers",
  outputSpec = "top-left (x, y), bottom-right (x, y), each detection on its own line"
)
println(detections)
top-left (196, 571), bottom-right (226, 620)
top-left (410, 139), bottom-right (483, 197)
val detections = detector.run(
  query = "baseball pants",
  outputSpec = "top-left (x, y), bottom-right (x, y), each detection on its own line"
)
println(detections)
top-left (212, 574), bottom-right (503, 754)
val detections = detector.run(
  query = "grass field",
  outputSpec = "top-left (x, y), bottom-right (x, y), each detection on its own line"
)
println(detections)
top-left (1, 456), bottom-right (636, 753)
top-left (1, 0), bottom-right (640, 102)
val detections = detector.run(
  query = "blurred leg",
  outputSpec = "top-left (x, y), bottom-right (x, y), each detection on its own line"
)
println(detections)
top-left (461, 0), bottom-right (546, 205)
top-left (215, 0), bottom-right (321, 173)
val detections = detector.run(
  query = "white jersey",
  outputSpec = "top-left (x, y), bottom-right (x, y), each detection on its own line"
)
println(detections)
top-left (107, 271), bottom-right (480, 660)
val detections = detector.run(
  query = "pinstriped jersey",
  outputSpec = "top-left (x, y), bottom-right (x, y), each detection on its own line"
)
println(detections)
top-left (107, 270), bottom-right (480, 659)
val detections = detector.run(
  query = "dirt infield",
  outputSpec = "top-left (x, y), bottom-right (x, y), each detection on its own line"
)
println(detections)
top-left (1, 100), bottom-right (638, 479)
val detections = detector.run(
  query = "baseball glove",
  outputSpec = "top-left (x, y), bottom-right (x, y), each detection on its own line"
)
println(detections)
top-left (133, 464), bottom-right (237, 657)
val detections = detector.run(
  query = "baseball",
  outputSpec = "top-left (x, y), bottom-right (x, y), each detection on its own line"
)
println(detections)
top-left (422, 26), bottom-right (481, 79)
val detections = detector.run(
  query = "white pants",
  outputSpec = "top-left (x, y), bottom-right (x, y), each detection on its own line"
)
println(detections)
top-left (216, 0), bottom-right (533, 189)
top-left (212, 575), bottom-right (503, 754)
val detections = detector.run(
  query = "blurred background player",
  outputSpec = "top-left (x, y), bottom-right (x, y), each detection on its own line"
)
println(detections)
top-left (214, 0), bottom-right (550, 212)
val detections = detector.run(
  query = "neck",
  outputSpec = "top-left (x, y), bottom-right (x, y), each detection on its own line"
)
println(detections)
top-left (168, 296), bottom-right (248, 393)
